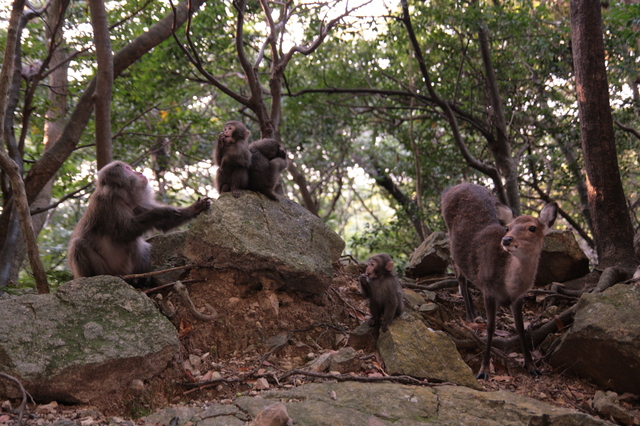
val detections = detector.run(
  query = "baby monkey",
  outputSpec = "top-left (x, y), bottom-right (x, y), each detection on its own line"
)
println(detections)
top-left (359, 253), bottom-right (405, 332)
top-left (248, 138), bottom-right (288, 200)
top-left (213, 121), bottom-right (252, 197)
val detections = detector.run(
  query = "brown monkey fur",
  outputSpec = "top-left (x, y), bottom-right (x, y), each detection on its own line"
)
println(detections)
top-left (248, 138), bottom-right (288, 200)
top-left (67, 161), bottom-right (210, 287)
top-left (213, 121), bottom-right (251, 198)
top-left (358, 253), bottom-right (405, 332)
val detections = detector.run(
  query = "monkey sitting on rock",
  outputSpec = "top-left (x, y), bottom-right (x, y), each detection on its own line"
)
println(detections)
top-left (248, 138), bottom-right (288, 200)
top-left (67, 161), bottom-right (210, 287)
top-left (213, 120), bottom-right (252, 198)
top-left (358, 253), bottom-right (405, 332)
top-left (213, 120), bottom-right (288, 200)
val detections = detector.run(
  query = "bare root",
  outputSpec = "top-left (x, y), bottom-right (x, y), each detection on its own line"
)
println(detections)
top-left (174, 281), bottom-right (218, 321)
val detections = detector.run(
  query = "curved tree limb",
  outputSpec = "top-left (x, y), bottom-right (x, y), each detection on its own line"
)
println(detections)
top-left (0, 0), bottom-right (49, 293)
top-left (0, 372), bottom-right (31, 425)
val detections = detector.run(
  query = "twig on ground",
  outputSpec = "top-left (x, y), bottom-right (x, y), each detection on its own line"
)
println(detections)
top-left (121, 264), bottom-right (197, 281)
top-left (0, 373), bottom-right (33, 425)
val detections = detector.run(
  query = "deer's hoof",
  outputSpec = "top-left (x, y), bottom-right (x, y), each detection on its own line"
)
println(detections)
top-left (529, 368), bottom-right (542, 377)
top-left (476, 372), bottom-right (490, 380)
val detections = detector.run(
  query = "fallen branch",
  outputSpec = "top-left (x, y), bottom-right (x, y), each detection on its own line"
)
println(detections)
top-left (182, 376), bottom-right (241, 394)
top-left (0, 373), bottom-right (32, 425)
top-left (142, 278), bottom-right (203, 294)
top-left (121, 264), bottom-right (196, 281)
top-left (174, 281), bottom-right (217, 321)
top-left (404, 279), bottom-right (458, 291)
top-left (277, 369), bottom-right (437, 386)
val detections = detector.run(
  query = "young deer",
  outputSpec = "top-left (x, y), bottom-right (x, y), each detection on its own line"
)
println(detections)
top-left (442, 183), bottom-right (557, 379)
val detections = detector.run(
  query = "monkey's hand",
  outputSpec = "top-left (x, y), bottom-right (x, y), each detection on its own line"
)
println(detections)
top-left (358, 274), bottom-right (371, 297)
top-left (183, 198), bottom-right (210, 217)
top-left (193, 197), bottom-right (211, 213)
top-left (217, 132), bottom-right (226, 144)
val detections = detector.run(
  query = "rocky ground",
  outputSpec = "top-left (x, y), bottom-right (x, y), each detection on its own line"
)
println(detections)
top-left (1, 260), bottom-right (639, 425)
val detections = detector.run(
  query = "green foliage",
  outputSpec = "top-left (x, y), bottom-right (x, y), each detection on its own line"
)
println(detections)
top-left (2, 0), bottom-right (638, 286)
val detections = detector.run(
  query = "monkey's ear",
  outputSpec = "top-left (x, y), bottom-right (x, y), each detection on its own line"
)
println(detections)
top-left (385, 261), bottom-right (394, 271)
top-left (99, 166), bottom-right (118, 186)
top-left (244, 129), bottom-right (251, 139)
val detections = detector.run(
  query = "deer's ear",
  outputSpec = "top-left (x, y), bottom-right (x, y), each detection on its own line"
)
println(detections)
top-left (539, 202), bottom-right (558, 235)
top-left (495, 202), bottom-right (516, 225)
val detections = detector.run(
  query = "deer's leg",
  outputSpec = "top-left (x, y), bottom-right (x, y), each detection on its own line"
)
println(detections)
top-left (458, 273), bottom-right (479, 322)
top-left (511, 297), bottom-right (541, 376)
top-left (478, 294), bottom-right (497, 380)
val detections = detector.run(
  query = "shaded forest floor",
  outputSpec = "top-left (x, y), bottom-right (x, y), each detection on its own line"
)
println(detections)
top-left (3, 262), bottom-right (640, 425)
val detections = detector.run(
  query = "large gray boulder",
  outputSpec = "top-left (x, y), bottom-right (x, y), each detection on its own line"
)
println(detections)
top-left (182, 193), bottom-right (345, 293)
top-left (536, 230), bottom-right (590, 285)
top-left (551, 283), bottom-right (640, 395)
top-left (144, 382), bottom-right (609, 425)
top-left (0, 276), bottom-right (179, 404)
top-left (405, 231), bottom-right (450, 278)
top-left (377, 313), bottom-right (481, 390)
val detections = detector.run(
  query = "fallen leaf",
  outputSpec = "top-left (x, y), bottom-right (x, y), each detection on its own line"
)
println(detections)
top-left (179, 319), bottom-right (193, 337)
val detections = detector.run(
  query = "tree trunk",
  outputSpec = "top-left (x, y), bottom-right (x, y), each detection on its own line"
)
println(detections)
top-left (570, 0), bottom-right (637, 269)
top-left (4, 0), bottom-right (70, 285)
top-left (0, 0), bottom-right (49, 293)
top-left (89, 0), bottom-right (113, 169)
top-left (477, 23), bottom-right (521, 215)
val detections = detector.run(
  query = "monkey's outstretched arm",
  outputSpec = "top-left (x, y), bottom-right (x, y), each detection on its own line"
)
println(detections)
top-left (133, 198), bottom-right (210, 233)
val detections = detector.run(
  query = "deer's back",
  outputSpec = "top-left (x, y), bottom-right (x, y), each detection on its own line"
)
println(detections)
top-left (442, 184), bottom-right (511, 301)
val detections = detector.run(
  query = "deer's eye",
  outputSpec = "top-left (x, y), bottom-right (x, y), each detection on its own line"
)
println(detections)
top-left (528, 226), bottom-right (537, 232)
top-left (505, 226), bottom-right (509, 232)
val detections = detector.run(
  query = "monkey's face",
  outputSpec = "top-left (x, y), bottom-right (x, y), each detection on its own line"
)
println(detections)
top-left (365, 255), bottom-right (394, 280)
top-left (123, 163), bottom-right (148, 186)
top-left (219, 124), bottom-right (237, 145)
top-left (365, 259), bottom-right (380, 280)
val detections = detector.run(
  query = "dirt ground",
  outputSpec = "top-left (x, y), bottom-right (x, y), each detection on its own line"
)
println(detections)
top-left (2, 261), bottom-right (639, 425)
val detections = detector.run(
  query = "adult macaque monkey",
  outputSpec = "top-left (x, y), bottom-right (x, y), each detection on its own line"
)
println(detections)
top-left (248, 138), bottom-right (288, 200)
top-left (68, 161), bottom-right (210, 286)
top-left (358, 253), bottom-right (405, 332)
top-left (213, 121), bottom-right (251, 198)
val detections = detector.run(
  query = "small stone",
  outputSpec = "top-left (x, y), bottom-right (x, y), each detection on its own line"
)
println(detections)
top-left (128, 379), bottom-right (145, 396)
top-left (189, 354), bottom-right (202, 370)
top-left (250, 403), bottom-right (291, 426)
top-left (255, 378), bottom-right (270, 390)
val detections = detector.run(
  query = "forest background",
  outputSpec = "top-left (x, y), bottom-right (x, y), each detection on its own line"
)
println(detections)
top-left (0, 0), bottom-right (638, 292)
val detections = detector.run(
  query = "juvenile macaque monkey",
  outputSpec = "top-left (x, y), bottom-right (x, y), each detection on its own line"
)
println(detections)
top-left (68, 161), bottom-right (210, 286)
top-left (248, 138), bottom-right (288, 200)
top-left (358, 253), bottom-right (405, 332)
top-left (213, 121), bottom-right (251, 197)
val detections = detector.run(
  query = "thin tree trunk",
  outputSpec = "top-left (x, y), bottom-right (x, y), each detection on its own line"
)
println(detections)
top-left (477, 23), bottom-right (520, 214)
top-left (0, 0), bottom-right (48, 293)
top-left (5, 0), bottom-right (70, 285)
top-left (89, 0), bottom-right (113, 169)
